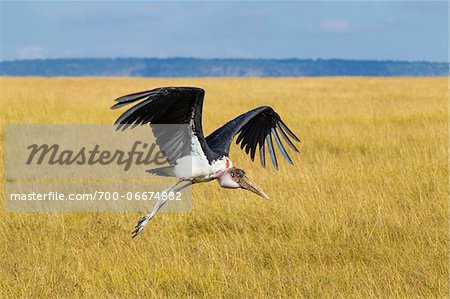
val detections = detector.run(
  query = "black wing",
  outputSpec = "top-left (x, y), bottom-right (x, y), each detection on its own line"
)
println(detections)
top-left (205, 106), bottom-right (300, 170)
top-left (111, 87), bottom-right (219, 164)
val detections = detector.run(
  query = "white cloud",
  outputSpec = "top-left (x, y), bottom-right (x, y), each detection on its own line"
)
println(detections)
top-left (18, 46), bottom-right (46, 60)
top-left (319, 18), bottom-right (353, 34)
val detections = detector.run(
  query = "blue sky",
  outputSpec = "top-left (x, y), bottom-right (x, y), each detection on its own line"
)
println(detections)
top-left (1, 1), bottom-right (448, 62)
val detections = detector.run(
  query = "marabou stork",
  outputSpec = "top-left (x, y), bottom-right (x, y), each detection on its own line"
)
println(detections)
top-left (112, 87), bottom-right (300, 237)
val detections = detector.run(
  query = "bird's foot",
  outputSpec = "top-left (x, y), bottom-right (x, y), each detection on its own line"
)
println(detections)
top-left (132, 214), bottom-right (151, 238)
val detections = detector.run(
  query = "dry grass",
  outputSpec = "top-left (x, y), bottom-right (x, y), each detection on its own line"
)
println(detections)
top-left (0, 77), bottom-right (448, 297)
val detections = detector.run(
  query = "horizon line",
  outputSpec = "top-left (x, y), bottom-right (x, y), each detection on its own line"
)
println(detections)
top-left (1, 57), bottom-right (448, 64)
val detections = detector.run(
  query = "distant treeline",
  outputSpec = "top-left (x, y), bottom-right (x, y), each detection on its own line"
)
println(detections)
top-left (0, 58), bottom-right (448, 77)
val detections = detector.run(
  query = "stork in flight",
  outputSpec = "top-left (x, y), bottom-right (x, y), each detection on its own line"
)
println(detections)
top-left (112, 87), bottom-right (300, 237)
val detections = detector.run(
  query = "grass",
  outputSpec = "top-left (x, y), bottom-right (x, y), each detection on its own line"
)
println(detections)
top-left (0, 77), bottom-right (448, 297)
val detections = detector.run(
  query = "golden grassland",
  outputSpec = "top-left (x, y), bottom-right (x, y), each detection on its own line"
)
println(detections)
top-left (0, 77), bottom-right (448, 297)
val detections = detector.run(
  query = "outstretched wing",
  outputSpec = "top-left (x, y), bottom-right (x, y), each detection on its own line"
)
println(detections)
top-left (111, 87), bottom-right (218, 165)
top-left (205, 106), bottom-right (300, 170)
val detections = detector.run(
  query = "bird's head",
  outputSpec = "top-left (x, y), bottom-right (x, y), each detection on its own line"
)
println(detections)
top-left (217, 167), bottom-right (269, 200)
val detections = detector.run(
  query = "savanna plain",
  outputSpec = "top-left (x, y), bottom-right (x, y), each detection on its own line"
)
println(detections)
top-left (0, 77), bottom-right (448, 297)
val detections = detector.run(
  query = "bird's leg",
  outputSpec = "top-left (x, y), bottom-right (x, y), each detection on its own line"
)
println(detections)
top-left (132, 178), bottom-right (188, 238)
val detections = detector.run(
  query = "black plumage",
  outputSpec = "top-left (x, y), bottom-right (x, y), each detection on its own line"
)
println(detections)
top-left (206, 106), bottom-right (300, 169)
top-left (112, 87), bottom-right (300, 168)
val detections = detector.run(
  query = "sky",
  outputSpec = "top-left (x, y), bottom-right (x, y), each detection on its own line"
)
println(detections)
top-left (0, 1), bottom-right (448, 62)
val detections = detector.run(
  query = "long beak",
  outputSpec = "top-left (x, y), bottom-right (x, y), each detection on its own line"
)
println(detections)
top-left (238, 174), bottom-right (270, 200)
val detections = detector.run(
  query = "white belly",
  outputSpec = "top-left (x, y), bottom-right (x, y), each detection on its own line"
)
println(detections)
top-left (172, 133), bottom-right (228, 182)
top-left (173, 155), bottom-right (227, 183)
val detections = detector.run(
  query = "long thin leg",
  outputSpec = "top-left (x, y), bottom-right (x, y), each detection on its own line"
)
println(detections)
top-left (148, 181), bottom-right (192, 218)
top-left (132, 179), bottom-right (189, 238)
top-left (173, 182), bottom-right (192, 193)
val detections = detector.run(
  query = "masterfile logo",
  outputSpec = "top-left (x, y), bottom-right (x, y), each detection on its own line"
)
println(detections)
top-left (5, 124), bottom-right (192, 212)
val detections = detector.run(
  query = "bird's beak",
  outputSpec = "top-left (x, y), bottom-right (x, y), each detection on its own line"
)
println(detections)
top-left (238, 174), bottom-right (270, 200)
